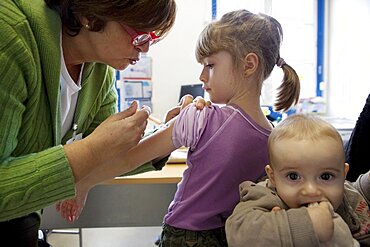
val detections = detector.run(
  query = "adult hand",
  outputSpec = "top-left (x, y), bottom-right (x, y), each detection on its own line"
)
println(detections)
top-left (164, 94), bottom-right (210, 123)
top-left (307, 201), bottom-right (335, 243)
top-left (65, 101), bottom-right (150, 182)
top-left (83, 100), bottom-right (149, 163)
top-left (164, 94), bottom-right (193, 123)
top-left (193, 96), bottom-right (211, 109)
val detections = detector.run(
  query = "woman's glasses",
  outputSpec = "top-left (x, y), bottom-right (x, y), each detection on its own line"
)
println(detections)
top-left (121, 24), bottom-right (160, 46)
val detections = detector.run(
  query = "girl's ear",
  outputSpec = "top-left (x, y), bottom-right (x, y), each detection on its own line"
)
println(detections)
top-left (243, 53), bottom-right (259, 77)
top-left (265, 164), bottom-right (276, 185)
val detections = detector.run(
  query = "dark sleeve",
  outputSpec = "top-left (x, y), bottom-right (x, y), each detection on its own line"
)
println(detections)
top-left (345, 94), bottom-right (370, 182)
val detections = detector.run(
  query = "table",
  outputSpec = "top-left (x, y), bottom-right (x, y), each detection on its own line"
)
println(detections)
top-left (40, 164), bottom-right (186, 229)
top-left (103, 164), bottom-right (186, 185)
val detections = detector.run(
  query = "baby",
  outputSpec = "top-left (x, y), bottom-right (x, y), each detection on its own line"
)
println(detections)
top-left (226, 114), bottom-right (370, 246)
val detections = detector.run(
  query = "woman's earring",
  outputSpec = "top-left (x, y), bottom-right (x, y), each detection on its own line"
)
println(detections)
top-left (85, 24), bottom-right (91, 30)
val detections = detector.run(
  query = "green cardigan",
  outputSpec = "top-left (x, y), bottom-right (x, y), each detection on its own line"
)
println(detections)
top-left (0, 0), bottom-right (163, 221)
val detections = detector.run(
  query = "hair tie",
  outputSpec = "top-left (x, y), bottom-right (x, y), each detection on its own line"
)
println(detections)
top-left (276, 57), bottom-right (286, 68)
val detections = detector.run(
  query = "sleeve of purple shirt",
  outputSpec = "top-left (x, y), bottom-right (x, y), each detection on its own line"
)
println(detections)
top-left (172, 103), bottom-right (211, 150)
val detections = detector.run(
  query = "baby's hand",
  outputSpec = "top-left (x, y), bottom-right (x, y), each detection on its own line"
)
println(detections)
top-left (271, 206), bottom-right (282, 212)
top-left (307, 201), bottom-right (334, 243)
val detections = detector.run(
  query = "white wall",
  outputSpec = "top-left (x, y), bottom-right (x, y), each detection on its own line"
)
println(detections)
top-left (147, 0), bottom-right (211, 120)
top-left (326, 0), bottom-right (370, 120)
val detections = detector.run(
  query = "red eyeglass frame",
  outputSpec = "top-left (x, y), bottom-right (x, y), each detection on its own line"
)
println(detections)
top-left (121, 24), bottom-right (160, 46)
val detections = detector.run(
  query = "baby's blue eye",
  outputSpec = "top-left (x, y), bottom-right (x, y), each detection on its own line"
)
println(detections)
top-left (320, 173), bottom-right (333, 180)
top-left (287, 172), bottom-right (299, 180)
top-left (206, 64), bottom-right (214, 69)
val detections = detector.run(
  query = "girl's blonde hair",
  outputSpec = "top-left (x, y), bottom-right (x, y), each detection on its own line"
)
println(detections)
top-left (195, 9), bottom-right (300, 112)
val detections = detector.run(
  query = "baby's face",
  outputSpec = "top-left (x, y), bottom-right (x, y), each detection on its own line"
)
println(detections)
top-left (267, 138), bottom-right (348, 210)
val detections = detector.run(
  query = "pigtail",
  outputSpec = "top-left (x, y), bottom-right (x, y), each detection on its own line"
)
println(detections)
top-left (274, 62), bottom-right (300, 112)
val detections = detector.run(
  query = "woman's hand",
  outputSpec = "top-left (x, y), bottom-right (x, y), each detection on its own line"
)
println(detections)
top-left (193, 96), bottom-right (211, 109)
top-left (65, 101), bottom-right (150, 183)
top-left (164, 95), bottom-right (210, 123)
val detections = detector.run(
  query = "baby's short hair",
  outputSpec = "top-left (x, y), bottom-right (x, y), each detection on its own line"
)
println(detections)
top-left (268, 114), bottom-right (343, 155)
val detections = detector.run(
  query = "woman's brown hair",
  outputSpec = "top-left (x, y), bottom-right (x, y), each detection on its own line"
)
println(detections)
top-left (45, 0), bottom-right (176, 37)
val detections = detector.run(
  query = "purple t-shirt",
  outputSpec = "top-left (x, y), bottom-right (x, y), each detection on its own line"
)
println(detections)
top-left (164, 104), bottom-right (271, 230)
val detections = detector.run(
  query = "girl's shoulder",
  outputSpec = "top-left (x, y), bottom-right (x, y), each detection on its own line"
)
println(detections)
top-left (172, 104), bottom-right (232, 150)
top-left (178, 103), bottom-right (233, 123)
